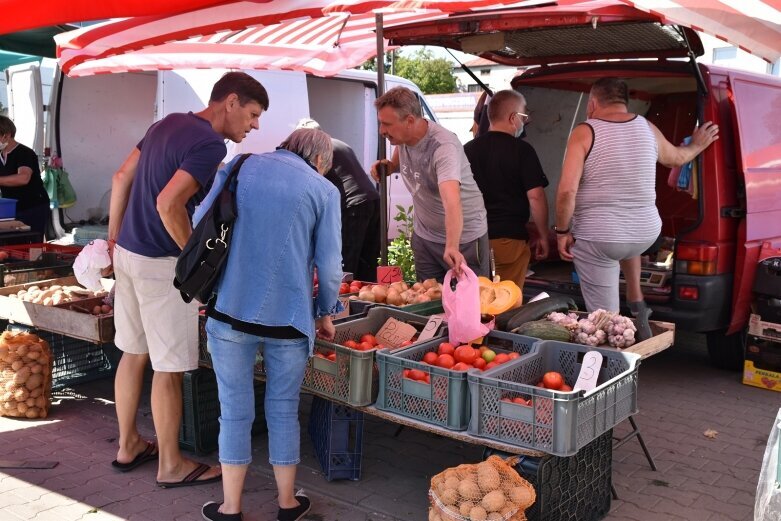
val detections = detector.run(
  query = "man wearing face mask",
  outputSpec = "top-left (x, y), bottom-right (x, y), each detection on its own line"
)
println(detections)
top-left (464, 90), bottom-right (549, 290)
top-left (0, 116), bottom-right (50, 238)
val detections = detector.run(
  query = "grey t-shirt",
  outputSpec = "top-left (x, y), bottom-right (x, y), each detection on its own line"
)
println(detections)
top-left (398, 121), bottom-right (487, 244)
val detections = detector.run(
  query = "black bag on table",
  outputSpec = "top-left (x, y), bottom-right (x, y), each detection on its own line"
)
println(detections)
top-left (174, 153), bottom-right (251, 304)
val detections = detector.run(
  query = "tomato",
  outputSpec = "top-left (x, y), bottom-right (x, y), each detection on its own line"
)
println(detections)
top-left (478, 346), bottom-right (489, 354)
top-left (559, 383), bottom-right (573, 392)
top-left (481, 349), bottom-right (496, 363)
top-left (542, 371), bottom-right (564, 390)
top-left (484, 361), bottom-right (498, 370)
top-left (451, 362), bottom-right (471, 371)
top-left (437, 342), bottom-right (456, 356)
top-left (343, 340), bottom-right (359, 349)
top-left (454, 345), bottom-right (478, 365)
top-left (494, 353), bottom-right (510, 365)
top-left (360, 334), bottom-right (378, 346)
top-left (358, 341), bottom-right (374, 351)
top-left (422, 352), bottom-right (439, 365)
top-left (536, 380), bottom-right (545, 387)
top-left (472, 358), bottom-right (487, 370)
top-left (508, 352), bottom-right (521, 360)
top-left (436, 354), bottom-right (456, 369)
top-left (512, 397), bottom-right (529, 406)
top-left (402, 369), bottom-right (410, 378)
top-left (351, 281), bottom-right (363, 290)
top-left (327, 352), bottom-right (337, 362)
top-left (408, 369), bottom-right (427, 381)
top-left (339, 283), bottom-right (351, 294)
top-left (500, 397), bottom-right (513, 403)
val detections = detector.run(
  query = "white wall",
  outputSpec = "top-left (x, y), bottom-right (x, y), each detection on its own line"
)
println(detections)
top-left (697, 34), bottom-right (778, 75)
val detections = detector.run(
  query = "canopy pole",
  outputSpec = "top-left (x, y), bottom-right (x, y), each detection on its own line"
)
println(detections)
top-left (376, 12), bottom-right (388, 265)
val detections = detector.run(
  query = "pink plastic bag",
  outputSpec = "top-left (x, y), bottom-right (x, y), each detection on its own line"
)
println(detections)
top-left (443, 264), bottom-right (491, 345)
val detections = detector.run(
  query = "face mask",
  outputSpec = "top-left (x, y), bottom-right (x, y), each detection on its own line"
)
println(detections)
top-left (0, 141), bottom-right (7, 152)
top-left (513, 121), bottom-right (524, 139)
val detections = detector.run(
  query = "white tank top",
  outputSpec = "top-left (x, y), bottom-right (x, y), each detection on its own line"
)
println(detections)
top-left (573, 115), bottom-right (661, 242)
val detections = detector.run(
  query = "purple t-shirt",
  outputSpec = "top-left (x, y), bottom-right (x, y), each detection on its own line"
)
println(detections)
top-left (117, 112), bottom-right (226, 257)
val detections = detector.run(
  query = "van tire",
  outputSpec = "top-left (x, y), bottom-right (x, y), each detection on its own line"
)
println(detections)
top-left (705, 329), bottom-right (745, 371)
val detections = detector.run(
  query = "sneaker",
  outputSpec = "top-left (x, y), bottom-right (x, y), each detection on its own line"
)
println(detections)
top-left (277, 490), bottom-right (311, 521)
top-left (202, 501), bottom-right (243, 521)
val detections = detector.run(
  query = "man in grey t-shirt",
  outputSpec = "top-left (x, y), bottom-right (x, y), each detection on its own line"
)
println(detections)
top-left (371, 86), bottom-right (489, 281)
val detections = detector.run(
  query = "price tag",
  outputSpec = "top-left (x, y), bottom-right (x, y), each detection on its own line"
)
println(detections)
top-left (573, 351), bottom-right (603, 392)
top-left (417, 314), bottom-right (445, 342)
top-left (377, 265), bottom-right (403, 284)
top-left (375, 317), bottom-right (417, 349)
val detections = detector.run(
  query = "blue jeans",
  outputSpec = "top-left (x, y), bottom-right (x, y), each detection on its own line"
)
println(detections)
top-left (205, 317), bottom-right (309, 466)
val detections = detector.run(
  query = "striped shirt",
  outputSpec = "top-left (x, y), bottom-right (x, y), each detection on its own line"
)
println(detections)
top-left (573, 115), bottom-right (661, 242)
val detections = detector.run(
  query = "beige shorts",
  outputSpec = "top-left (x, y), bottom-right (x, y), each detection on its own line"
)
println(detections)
top-left (113, 245), bottom-right (199, 372)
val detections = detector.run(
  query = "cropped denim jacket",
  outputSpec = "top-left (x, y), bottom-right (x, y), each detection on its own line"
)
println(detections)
top-left (193, 149), bottom-right (343, 353)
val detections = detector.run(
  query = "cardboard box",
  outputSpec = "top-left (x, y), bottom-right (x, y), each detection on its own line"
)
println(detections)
top-left (748, 313), bottom-right (781, 342)
top-left (0, 276), bottom-right (114, 344)
top-left (743, 335), bottom-right (781, 392)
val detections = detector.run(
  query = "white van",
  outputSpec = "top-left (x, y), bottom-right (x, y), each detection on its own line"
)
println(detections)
top-left (7, 64), bottom-right (437, 236)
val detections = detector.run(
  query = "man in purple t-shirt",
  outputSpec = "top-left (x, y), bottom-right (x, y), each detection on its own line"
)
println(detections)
top-left (106, 72), bottom-right (268, 488)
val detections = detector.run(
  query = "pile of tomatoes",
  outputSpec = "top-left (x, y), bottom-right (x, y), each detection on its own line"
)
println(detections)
top-left (499, 371), bottom-right (572, 407)
top-left (402, 341), bottom-right (522, 385)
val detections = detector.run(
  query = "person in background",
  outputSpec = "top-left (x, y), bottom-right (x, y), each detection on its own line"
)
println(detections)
top-left (0, 116), bottom-right (50, 237)
top-left (296, 118), bottom-right (380, 282)
top-left (371, 86), bottom-right (489, 281)
top-left (105, 72), bottom-right (268, 488)
top-left (198, 128), bottom-right (342, 521)
top-left (556, 77), bottom-right (719, 339)
top-left (471, 90), bottom-right (492, 139)
top-left (464, 90), bottom-right (549, 291)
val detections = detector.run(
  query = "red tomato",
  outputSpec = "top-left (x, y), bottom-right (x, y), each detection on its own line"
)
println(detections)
top-left (339, 283), bottom-right (351, 294)
top-left (360, 334), bottom-right (378, 346)
top-left (473, 358), bottom-right (487, 370)
top-left (451, 362), bottom-right (471, 371)
top-left (422, 352), bottom-right (439, 365)
top-left (478, 346), bottom-right (489, 354)
top-left (494, 353), bottom-right (510, 365)
top-left (500, 397), bottom-right (513, 403)
top-left (454, 345), bottom-right (478, 365)
top-left (421, 373), bottom-right (431, 384)
top-left (437, 342), bottom-right (456, 356)
top-left (512, 397), bottom-right (529, 406)
top-left (508, 352), bottom-right (521, 360)
top-left (559, 383), bottom-right (573, 392)
top-left (403, 369), bottom-right (410, 378)
top-left (542, 372), bottom-right (564, 390)
top-left (536, 380), bottom-right (545, 387)
top-left (359, 341), bottom-right (374, 351)
top-left (408, 369), bottom-right (427, 381)
top-left (327, 352), bottom-right (337, 362)
top-left (484, 361), bottom-right (499, 370)
top-left (436, 354), bottom-right (456, 369)
top-left (351, 281), bottom-right (363, 290)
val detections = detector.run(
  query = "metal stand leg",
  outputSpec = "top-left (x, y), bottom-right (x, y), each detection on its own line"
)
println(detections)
top-left (613, 415), bottom-right (657, 471)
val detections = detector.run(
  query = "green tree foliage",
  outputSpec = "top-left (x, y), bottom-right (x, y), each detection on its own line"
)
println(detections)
top-left (393, 49), bottom-right (457, 94)
top-left (384, 205), bottom-right (416, 282)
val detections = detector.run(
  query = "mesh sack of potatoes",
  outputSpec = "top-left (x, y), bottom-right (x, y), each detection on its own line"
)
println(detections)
top-left (429, 455), bottom-right (536, 521)
top-left (0, 331), bottom-right (53, 419)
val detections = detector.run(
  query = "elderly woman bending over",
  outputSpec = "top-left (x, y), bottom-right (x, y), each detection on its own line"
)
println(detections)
top-left (196, 128), bottom-right (343, 521)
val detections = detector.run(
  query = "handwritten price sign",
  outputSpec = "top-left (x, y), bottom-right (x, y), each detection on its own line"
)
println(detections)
top-left (375, 318), bottom-right (417, 349)
top-left (377, 265), bottom-right (403, 284)
top-left (417, 314), bottom-right (445, 342)
top-left (573, 351), bottom-right (603, 392)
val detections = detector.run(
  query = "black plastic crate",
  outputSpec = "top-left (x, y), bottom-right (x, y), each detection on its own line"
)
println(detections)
top-left (487, 429), bottom-right (613, 521)
top-left (0, 256), bottom-right (74, 287)
top-left (307, 396), bottom-right (364, 481)
top-left (180, 367), bottom-right (266, 455)
top-left (6, 325), bottom-right (114, 389)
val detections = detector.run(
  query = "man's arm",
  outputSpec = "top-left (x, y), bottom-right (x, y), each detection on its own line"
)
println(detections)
top-left (107, 149), bottom-right (140, 245)
top-left (556, 124), bottom-right (590, 262)
top-left (370, 148), bottom-right (399, 182)
top-left (652, 120), bottom-right (719, 168)
top-left (156, 169), bottom-right (202, 250)
top-left (0, 166), bottom-right (32, 187)
top-left (527, 186), bottom-right (549, 259)
top-left (439, 179), bottom-right (465, 273)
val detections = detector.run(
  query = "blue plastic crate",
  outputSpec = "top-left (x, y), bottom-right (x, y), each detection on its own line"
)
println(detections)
top-left (307, 396), bottom-right (363, 481)
top-left (0, 198), bottom-right (17, 219)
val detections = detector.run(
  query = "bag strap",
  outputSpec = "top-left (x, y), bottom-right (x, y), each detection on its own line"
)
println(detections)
top-left (175, 153), bottom-right (252, 302)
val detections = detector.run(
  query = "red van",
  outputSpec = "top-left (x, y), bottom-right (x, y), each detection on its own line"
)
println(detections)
top-left (385, 2), bottom-right (781, 369)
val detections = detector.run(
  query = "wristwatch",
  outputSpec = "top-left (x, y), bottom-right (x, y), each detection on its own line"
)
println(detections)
top-left (553, 225), bottom-right (571, 235)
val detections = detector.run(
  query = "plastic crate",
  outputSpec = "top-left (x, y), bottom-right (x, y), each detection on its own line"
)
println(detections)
top-left (468, 341), bottom-right (640, 456)
top-left (487, 428), bottom-right (613, 521)
top-left (0, 258), bottom-right (74, 287)
top-left (349, 300), bottom-right (444, 317)
top-left (179, 367), bottom-right (266, 455)
top-left (71, 225), bottom-right (108, 245)
top-left (6, 325), bottom-right (114, 389)
top-left (0, 243), bottom-right (83, 261)
top-left (0, 198), bottom-right (17, 219)
top-left (375, 331), bottom-right (538, 431)
top-left (307, 396), bottom-right (363, 481)
top-left (303, 306), bottom-right (446, 407)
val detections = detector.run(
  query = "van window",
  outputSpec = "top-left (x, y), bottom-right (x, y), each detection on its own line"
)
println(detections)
top-left (417, 94), bottom-right (436, 121)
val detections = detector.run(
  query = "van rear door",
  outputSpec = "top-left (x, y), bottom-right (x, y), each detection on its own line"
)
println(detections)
top-left (6, 62), bottom-right (44, 155)
top-left (727, 74), bottom-right (781, 332)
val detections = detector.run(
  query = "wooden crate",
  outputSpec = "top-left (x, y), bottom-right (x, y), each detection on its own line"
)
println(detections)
top-left (0, 276), bottom-right (114, 344)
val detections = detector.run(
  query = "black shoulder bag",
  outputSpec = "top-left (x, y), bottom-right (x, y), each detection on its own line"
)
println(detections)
top-left (174, 153), bottom-right (251, 304)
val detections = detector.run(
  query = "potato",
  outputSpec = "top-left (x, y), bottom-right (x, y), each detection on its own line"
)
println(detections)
top-left (25, 407), bottom-right (39, 418)
top-left (443, 476), bottom-right (460, 491)
top-left (477, 464), bottom-right (502, 492)
top-left (13, 366), bottom-right (31, 385)
top-left (487, 513), bottom-right (503, 520)
top-left (457, 479), bottom-right (482, 500)
top-left (17, 402), bottom-right (28, 414)
top-left (481, 490), bottom-right (506, 512)
top-left (13, 387), bottom-right (29, 402)
top-left (101, 304), bottom-right (112, 314)
top-left (25, 374), bottom-right (43, 391)
top-left (11, 360), bottom-right (23, 371)
top-left (29, 387), bottom-right (42, 398)
top-left (469, 506), bottom-right (488, 521)
top-left (2, 401), bottom-right (15, 411)
top-left (459, 501), bottom-right (476, 517)
top-left (508, 486), bottom-right (533, 507)
top-left (15, 344), bottom-right (29, 357)
top-left (30, 363), bottom-right (42, 375)
top-left (1, 391), bottom-right (13, 402)
top-left (439, 488), bottom-right (458, 506)
top-left (34, 396), bottom-right (46, 409)
top-left (93, 305), bottom-right (103, 315)
top-left (25, 350), bottom-right (41, 361)
top-left (5, 380), bottom-right (16, 392)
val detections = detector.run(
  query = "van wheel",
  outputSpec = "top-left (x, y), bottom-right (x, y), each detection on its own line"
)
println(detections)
top-left (705, 329), bottom-right (745, 371)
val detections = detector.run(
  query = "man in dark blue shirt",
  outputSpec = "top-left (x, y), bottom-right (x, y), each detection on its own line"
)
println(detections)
top-left (106, 72), bottom-right (268, 488)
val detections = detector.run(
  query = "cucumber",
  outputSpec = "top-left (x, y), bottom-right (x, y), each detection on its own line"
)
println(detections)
top-left (514, 320), bottom-right (572, 341)
top-left (498, 296), bottom-right (578, 332)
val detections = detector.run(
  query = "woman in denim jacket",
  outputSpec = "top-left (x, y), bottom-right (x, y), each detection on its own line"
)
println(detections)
top-left (196, 128), bottom-right (343, 521)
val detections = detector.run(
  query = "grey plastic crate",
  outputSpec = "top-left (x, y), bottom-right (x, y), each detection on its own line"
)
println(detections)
top-left (376, 330), bottom-right (538, 431)
top-left (468, 340), bottom-right (640, 456)
top-left (302, 306), bottom-right (446, 407)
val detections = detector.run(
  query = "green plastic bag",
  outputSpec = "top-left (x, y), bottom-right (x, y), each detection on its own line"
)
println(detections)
top-left (42, 166), bottom-right (77, 209)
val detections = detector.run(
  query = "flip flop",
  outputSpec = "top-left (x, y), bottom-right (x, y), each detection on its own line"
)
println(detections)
top-left (157, 463), bottom-right (222, 489)
top-left (111, 442), bottom-right (158, 473)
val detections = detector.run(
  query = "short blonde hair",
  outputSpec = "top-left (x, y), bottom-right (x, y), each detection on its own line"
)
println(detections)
top-left (279, 128), bottom-right (333, 172)
top-left (374, 86), bottom-right (423, 119)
